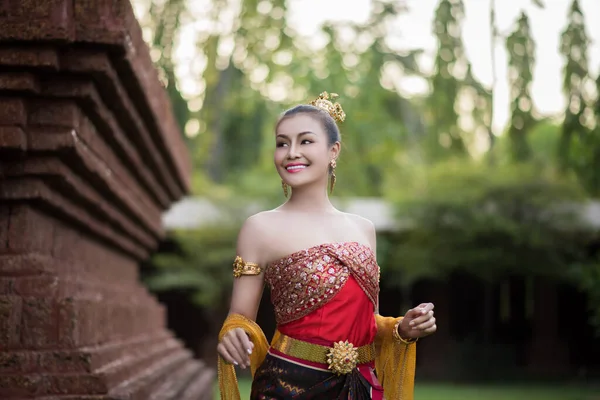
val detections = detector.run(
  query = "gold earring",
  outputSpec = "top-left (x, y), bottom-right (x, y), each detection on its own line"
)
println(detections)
top-left (282, 180), bottom-right (289, 197)
top-left (329, 160), bottom-right (337, 194)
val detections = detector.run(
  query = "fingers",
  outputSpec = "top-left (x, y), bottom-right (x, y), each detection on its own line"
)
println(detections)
top-left (409, 310), bottom-right (435, 327)
top-left (406, 303), bottom-right (434, 319)
top-left (413, 314), bottom-right (436, 332)
top-left (237, 328), bottom-right (254, 355)
top-left (235, 329), bottom-right (253, 367)
top-left (223, 337), bottom-right (246, 367)
top-left (217, 329), bottom-right (253, 369)
top-left (217, 342), bottom-right (237, 365)
top-left (417, 303), bottom-right (434, 313)
top-left (406, 302), bottom-right (436, 337)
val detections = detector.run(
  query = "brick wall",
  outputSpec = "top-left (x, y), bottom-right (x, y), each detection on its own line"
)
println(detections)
top-left (0, 1), bottom-right (214, 398)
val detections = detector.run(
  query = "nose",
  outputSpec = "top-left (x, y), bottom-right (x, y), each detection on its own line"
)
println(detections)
top-left (287, 143), bottom-right (301, 159)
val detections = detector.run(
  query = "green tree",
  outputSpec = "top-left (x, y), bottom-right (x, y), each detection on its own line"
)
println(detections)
top-left (386, 159), bottom-right (596, 339)
top-left (427, 0), bottom-right (470, 157)
top-left (558, 0), bottom-right (594, 175)
top-left (145, 222), bottom-right (241, 362)
top-left (388, 161), bottom-right (588, 283)
top-left (134, 0), bottom-right (190, 134)
top-left (505, 12), bottom-right (536, 162)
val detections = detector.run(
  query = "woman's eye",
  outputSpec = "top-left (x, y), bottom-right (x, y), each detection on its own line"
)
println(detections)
top-left (301, 140), bottom-right (312, 145)
top-left (276, 142), bottom-right (288, 147)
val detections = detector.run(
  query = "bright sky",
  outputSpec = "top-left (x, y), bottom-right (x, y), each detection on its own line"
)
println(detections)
top-left (134, 0), bottom-right (600, 135)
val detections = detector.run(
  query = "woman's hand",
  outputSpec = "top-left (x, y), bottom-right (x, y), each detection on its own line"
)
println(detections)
top-left (217, 328), bottom-right (255, 369)
top-left (399, 302), bottom-right (437, 339)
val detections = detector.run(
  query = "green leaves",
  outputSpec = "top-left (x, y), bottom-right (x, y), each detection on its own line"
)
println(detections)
top-left (386, 160), bottom-right (592, 285)
top-left (146, 224), bottom-right (240, 307)
top-left (558, 0), bottom-right (594, 174)
top-left (506, 12), bottom-right (536, 162)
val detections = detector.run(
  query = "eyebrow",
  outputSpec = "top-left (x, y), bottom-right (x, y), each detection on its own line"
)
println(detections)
top-left (276, 131), bottom-right (316, 139)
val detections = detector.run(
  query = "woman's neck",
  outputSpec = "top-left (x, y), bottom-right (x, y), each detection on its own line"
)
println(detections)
top-left (282, 181), bottom-right (336, 213)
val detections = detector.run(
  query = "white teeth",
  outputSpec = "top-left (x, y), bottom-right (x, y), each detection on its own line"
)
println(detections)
top-left (286, 165), bottom-right (306, 171)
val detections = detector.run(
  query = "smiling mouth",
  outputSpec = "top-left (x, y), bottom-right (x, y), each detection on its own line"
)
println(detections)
top-left (286, 165), bottom-right (307, 172)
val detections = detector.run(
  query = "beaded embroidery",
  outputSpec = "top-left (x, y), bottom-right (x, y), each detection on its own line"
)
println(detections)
top-left (265, 242), bottom-right (380, 325)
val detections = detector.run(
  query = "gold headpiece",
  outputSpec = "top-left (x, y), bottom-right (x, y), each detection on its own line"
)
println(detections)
top-left (309, 92), bottom-right (346, 123)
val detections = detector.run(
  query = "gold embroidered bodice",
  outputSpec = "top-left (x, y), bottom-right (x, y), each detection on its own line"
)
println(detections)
top-left (265, 241), bottom-right (380, 325)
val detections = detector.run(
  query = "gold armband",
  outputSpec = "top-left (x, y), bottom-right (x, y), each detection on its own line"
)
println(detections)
top-left (393, 319), bottom-right (418, 345)
top-left (233, 256), bottom-right (262, 278)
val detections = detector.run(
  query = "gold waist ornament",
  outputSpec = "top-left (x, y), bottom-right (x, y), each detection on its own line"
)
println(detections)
top-left (270, 331), bottom-right (375, 375)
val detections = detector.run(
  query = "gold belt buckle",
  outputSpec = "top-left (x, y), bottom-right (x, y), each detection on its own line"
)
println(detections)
top-left (326, 340), bottom-right (359, 375)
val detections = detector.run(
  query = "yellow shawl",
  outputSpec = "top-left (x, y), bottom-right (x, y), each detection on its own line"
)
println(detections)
top-left (218, 313), bottom-right (416, 399)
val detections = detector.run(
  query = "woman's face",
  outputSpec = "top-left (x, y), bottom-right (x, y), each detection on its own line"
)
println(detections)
top-left (274, 114), bottom-right (339, 189)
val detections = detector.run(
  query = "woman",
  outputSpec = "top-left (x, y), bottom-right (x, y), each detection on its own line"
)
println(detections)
top-left (217, 92), bottom-right (437, 399)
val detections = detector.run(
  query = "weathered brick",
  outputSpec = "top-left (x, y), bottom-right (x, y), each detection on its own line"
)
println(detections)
top-left (21, 297), bottom-right (58, 348)
top-left (0, 72), bottom-right (39, 92)
top-left (26, 128), bottom-right (76, 153)
top-left (0, 205), bottom-right (9, 251)
top-left (28, 100), bottom-right (79, 128)
top-left (56, 51), bottom-right (183, 203)
top-left (0, 295), bottom-right (22, 348)
top-left (0, 0), bottom-right (74, 42)
top-left (0, 350), bottom-right (30, 374)
top-left (43, 373), bottom-right (107, 395)
top-left (73, 0), bottom-right (134, 46)
top-left (0, 349), bottom-right (93, 374)
top-left (0, 373), bottom-right (46, 397)
top-left (57, 296), bottom-right (79, 348)
top-left (0, 275), bottom-right (59, 297)
top-left (0, 126), bottom-right (27, 150)
top-left (0, 46), bottom-right (59, 70)
top-left (0, 97), bottom-right (26, 126)
top-left (7, 206), bottom-right (55, 255)
top-left (42, 351), bottom-right (93, 374)
top-left (0, 0), bottom-right (209, 397)
top-left (0, 254), bottom-right (57, 277)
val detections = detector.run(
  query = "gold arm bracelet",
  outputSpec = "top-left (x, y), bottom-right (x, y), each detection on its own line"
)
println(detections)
top-left (393, 319), bottom-right (418, 345)
top-left (233, 256), bottom-right (262, 278)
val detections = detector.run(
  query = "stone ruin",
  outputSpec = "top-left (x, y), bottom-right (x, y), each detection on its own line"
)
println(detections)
top-left (0, 1), bottom-right (214, 398)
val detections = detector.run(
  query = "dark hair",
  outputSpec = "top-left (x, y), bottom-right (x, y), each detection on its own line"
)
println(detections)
top-left (276, 105), bottom-right (341, 146)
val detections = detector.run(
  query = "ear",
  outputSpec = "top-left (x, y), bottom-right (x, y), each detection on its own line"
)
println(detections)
top-left (329, 141), bottom-right (341, 161)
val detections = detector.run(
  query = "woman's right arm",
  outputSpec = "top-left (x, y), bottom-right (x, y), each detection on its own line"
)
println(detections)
top-left (217, 215), bottom-right (266, 369)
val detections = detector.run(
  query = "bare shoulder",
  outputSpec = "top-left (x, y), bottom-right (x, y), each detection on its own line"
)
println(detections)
top-left (341, 212), bottom-right (376, 248)
top-left (236, 211), bottom-right (273, 265)
top-left (343, 212), bottom-right (375, 233)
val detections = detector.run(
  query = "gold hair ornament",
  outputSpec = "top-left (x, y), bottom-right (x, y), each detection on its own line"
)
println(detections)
top-left (309, 92), bottom-right (346, 123)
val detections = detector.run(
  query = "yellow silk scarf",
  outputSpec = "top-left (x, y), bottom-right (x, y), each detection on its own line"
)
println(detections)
top-left (217, 313), bottom-right (416, 400)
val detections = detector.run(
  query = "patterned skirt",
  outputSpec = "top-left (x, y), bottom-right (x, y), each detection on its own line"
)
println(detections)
top-left (250, 351), bottom-right (383, 399)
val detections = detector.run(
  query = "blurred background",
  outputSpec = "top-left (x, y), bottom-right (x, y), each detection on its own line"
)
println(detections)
top-left (131, 0), bottom-right (600, 398)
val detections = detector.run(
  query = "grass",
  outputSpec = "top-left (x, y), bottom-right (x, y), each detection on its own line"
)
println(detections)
top-left (216, 378), bottom-right (598, 399)
top-left (414, 383), bottom-right (597, 400)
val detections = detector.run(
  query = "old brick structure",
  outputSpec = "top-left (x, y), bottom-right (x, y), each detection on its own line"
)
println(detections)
top-left (0, 1), bottom-right (214, 398)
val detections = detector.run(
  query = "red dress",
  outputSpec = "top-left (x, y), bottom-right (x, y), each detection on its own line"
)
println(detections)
top-left (278, 275), bottom-right (377, 347)
top-left (258, 241), bottom-right (384, 398)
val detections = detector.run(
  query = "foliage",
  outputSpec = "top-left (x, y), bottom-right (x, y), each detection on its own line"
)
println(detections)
top-left (505, 12), bottom-right (537, 161)
top-left (146, 223), bottom-right (240, 307)
top-left (427, 0), bottom-right (468, 156)
top-left (132, 0), bottom-right (600, 333)
top-left (385, 160), bottom-right (593, 286)
top-left (558, 0), bottom-right (595, 178)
